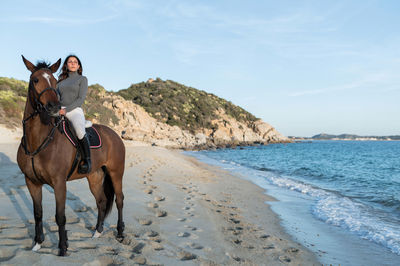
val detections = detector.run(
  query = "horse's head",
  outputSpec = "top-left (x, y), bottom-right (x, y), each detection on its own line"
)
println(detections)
top-left (22, 56), bottom-right (62, 118)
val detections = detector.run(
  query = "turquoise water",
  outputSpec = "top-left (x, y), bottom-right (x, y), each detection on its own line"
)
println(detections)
top-left (187, 141), bottom-right (400, 262)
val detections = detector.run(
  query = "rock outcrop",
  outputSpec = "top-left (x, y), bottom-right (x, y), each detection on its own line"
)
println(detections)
top-left (92, 94), bottom-right (289, 149)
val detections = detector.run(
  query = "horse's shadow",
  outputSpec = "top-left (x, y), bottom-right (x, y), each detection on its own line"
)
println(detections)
top-left (0, 151), bottom-right (104, 245)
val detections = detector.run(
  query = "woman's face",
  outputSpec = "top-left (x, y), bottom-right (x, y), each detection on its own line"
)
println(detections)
top-left (67, 57), bottom-right (80, 72)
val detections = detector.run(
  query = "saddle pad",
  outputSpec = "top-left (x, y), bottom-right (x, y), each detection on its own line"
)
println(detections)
top-left (62, 120), bottom-right (102, 149)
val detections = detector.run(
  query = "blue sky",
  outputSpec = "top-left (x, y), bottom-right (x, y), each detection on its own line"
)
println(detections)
top-left (1, 0), bottom-right (399, 137)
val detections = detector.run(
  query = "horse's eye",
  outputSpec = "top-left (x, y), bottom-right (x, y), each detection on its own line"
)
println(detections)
top-left (33, 78), bottom-right (39, 84)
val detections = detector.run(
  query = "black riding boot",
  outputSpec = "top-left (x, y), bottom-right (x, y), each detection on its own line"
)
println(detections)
top-left (78, 134), bottom-right (92, 174)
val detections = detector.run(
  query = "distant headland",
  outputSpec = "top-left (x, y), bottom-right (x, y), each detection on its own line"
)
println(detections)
top-left (289, 133), bottom-right (400, 141)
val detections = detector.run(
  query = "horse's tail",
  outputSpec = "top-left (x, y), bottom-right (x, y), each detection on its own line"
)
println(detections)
top-left (102, 166), bottom-right (115, 218)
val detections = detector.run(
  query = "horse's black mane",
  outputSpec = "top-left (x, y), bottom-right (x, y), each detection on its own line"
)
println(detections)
top-left (35, 61), bottom-right (51, 70)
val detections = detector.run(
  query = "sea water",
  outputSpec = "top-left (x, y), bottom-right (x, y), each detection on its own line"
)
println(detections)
top-left (186, 141), bottom-right (400, 265)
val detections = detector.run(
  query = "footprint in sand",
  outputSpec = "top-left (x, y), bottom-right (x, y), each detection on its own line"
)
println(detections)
top-left (150, 241), bottom-right (164, 251)
top-left (178, 251), bottom-right (197, 261)
top-left (177, 232), bottom-right (190, 237)
top-left (154, 196), bottom-right (165, 202)
top-left (229, 218), bottom-right (241, 224)
top-left (133, 256), bottom-right (147, 265)
top-left (286, 247), bottom-right (299, 253)
top-left (263, 244), bottom-right (275, 250)
top-left (184, 225), bottom-right (200, 232)
top-left (73, 205), bottom-right (88, 212)
top-left (228, 253), bottom-right (243, 262)
top-left (143, 189), bottom-right (153, 194)
top-left (279, 255), bottom-right (291, 263)
top-left (156, 210), bottom-right (167, 217)
top-left (145, 230), bottom-right (159, 238)
top-left (233, 239), bottom-right (242, 245)
top-left (138, 219), bottom-right (152, 226)
top-left (147, 203), bottom-right (159, 208)
top-left (186, 242), bottom-right (203, 250)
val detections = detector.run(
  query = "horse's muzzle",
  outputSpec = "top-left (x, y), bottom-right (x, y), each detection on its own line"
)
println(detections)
top-left (47, 101), bottom-right (61, 117)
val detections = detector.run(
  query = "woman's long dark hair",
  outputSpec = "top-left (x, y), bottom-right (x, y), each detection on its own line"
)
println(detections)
top-left (57, 55), bottom-right (83, 83)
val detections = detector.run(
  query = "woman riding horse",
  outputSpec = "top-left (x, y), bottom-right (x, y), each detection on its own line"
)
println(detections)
top-left (17, 56), bottom-right (125, 256)
top-left (57, 55), bottom-right (91, 174)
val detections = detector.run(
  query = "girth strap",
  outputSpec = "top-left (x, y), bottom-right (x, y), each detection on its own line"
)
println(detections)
top-left (66, 150), bottom-right (80, 181)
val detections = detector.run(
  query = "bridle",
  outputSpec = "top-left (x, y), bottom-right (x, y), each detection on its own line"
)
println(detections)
top-left (21, 68), bottom-right (61, 157)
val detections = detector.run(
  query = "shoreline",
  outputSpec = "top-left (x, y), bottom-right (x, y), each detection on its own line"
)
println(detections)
top-left (0, 126), bottom-right (319, 265)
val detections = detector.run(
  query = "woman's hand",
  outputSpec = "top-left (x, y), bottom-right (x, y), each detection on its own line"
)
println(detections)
top-left (59, 108), bottom-right (66, 116)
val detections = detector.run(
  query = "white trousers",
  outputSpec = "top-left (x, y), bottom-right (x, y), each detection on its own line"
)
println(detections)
top-left (65, 107), bottom-right (86, 140)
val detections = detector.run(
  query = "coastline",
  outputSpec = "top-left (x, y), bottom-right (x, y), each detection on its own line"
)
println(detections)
top-left (0, 127), bottom-right (319, 265)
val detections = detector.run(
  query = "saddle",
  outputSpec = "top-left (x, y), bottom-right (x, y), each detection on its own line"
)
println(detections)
top-left (57, 118), bottom-right (101, 180)
top-left (60, 118), bottom-right (102, 149)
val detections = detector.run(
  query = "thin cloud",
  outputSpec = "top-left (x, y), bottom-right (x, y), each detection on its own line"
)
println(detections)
top-left (1, 14), bottom-right (118, 25)
top-left (288, 73), bottom-right (392, 97)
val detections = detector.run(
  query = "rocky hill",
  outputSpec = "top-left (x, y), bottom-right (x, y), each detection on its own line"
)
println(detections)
top-left (0, 76), bottom-right (289, 149)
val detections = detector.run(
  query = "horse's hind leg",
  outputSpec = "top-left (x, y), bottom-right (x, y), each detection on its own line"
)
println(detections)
top-left (108, 169), bottom-right (125, 240)
top-left (87, 169), bottom-right (108, 237)
top-left (25, 176), bottom-right (44, 251)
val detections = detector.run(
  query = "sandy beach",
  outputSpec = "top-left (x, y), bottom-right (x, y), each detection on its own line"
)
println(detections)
top-left (0, 125), bottom-right (318, 265)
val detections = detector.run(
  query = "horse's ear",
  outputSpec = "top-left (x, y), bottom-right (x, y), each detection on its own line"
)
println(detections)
top-left (21, 55), bottom-right (36, 73)
top-left (49, 58), bottom-right (61, 73)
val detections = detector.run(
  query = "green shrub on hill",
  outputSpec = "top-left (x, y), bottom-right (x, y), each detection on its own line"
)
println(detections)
top-left (117, 78), bottom-right (258, 132)
top-left (83, 84), bottom-right (119, 125)
top-left (0, 77), bottom-right (28, 125)
top-left (0, 77), bottom-right (28, 97)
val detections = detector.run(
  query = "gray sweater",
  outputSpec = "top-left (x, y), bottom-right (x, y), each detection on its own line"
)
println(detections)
top-left (56, 71), bottom-right (88, 112)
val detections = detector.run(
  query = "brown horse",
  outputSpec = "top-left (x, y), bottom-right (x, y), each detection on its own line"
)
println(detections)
top-left (17, 56), bottom-right (125, 256)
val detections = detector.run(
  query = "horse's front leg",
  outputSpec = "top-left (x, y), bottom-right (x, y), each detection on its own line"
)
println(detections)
top-left (54, 180), bottom-right (68, 256)
top-left (25, 176), bottom-right (44, 251)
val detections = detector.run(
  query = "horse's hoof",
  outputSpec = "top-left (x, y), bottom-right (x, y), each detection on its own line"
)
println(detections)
top-left (58, 248), bottom-right (67, 256)
top-left (92, 230), bottom-right (102, 238)
top-left (32, 243), bottom-right (41, 252)
top-left (116, 234), bottom-right (124, 242)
